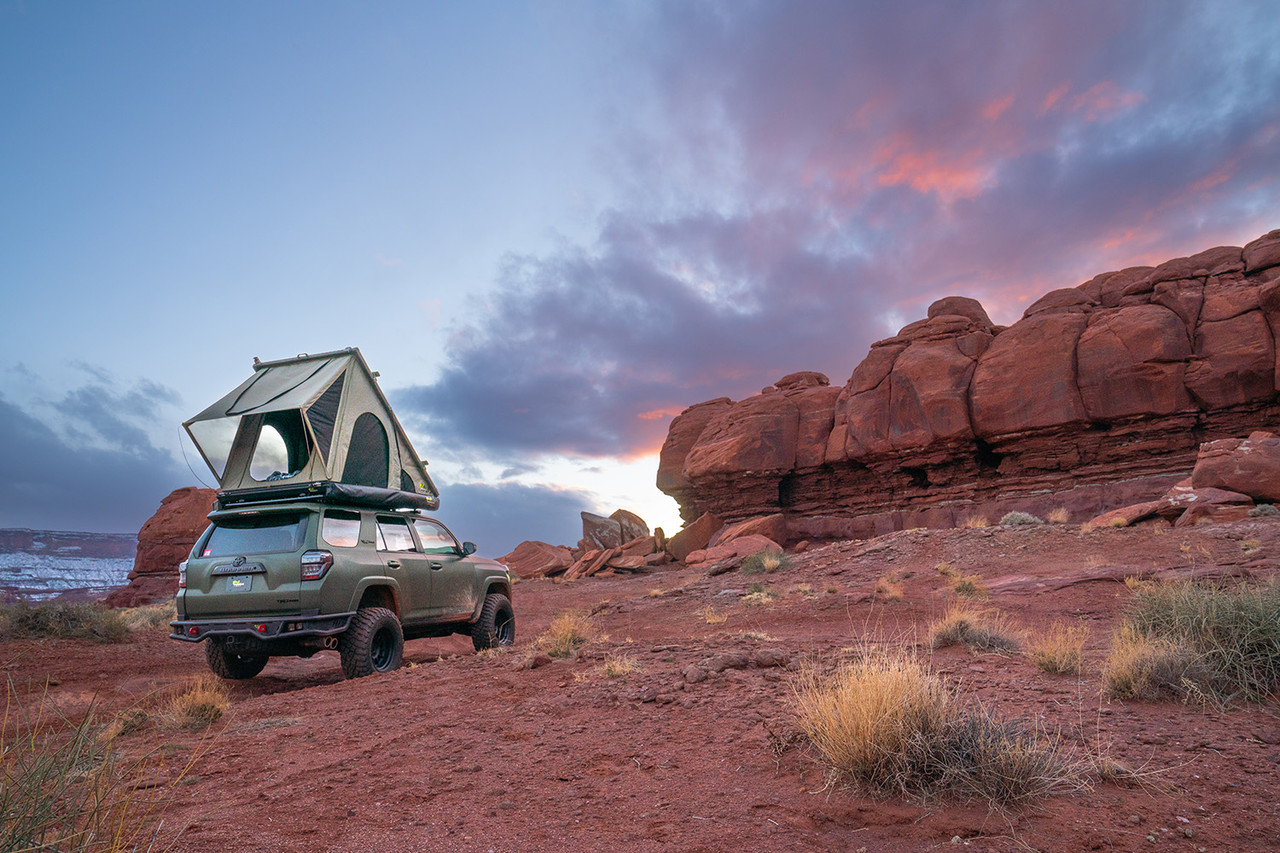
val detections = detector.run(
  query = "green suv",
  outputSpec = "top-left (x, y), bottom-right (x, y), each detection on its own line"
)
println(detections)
top-left (171, 500), bottom-right (514, 680)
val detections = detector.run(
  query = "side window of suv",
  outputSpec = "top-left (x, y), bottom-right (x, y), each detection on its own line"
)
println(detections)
top-left (322, 510), bottom-right (361, 548)
top-left (376, 517), bottom-right (417, 553)
top-left (413, 519), bottom-right (459, 555)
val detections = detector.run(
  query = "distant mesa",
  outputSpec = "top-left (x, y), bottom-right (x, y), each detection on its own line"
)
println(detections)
top-left (657, 229), bottom-right (1280, 544)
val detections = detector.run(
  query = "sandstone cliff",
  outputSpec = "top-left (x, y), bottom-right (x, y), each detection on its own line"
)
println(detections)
top-left (658, 230), bottom-right (1280, 540)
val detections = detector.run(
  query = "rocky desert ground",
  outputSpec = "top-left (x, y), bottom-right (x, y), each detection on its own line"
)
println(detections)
top-left (6, 517), bottom-right (1280, 853)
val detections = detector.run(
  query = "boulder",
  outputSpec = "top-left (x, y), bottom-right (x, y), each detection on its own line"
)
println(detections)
top-left (713, 514), bottom-right (789, 547)
top-left (610, 509), bottom-right (649, 543)
top-left (579, 511), bottom-right (624, 551)
top-left (666, 512), bottom-right (723, 562)
top-left (1192, 433), bottom-right (1280, 502)
top-left (499, 541), bottom-right (574, 579)
top-left (685, 534), bottom-right (782, 567)
top-left (1244, 229), bottom-right (1280, 274)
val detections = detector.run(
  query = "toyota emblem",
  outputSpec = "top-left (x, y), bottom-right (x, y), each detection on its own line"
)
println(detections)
top-left (232, 556), bottom-right (246, 567)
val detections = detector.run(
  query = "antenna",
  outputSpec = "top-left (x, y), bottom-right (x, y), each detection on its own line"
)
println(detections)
top-left (178, 426), bottom-right (213, 489)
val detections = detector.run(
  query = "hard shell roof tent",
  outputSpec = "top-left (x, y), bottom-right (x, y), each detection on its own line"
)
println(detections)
top-left (184, 347), bottom-right (440, 510)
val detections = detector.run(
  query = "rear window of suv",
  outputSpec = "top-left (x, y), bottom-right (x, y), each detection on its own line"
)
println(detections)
top-left (202, 513), bottom-right (308, 557)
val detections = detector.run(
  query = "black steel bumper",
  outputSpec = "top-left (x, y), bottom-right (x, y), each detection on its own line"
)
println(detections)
top-left (169, 611), bottom-right (355, 643)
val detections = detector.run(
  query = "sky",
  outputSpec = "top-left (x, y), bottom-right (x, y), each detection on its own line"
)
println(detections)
top-left (2, 0), bottom-right (1278, 558)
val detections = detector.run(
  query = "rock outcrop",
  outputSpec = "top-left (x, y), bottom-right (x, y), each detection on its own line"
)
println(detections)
top-left (105, 486), bottom-right (215, 606)
top-left (658, 230), bottom-right (1280, 540)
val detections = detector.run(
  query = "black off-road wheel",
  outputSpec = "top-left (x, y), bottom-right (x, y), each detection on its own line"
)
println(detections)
top-left (339, 607), bottom-right (404, 679)
top-left (205, 639), bottom-right (269, 680)
top-left (471, 593), bottom-right (515, 651)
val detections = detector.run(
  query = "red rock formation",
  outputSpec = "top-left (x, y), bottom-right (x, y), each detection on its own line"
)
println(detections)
top-left (105, 486), bottom-right (216, 606)
top-left (659, 230), bottom-right (1280, 538)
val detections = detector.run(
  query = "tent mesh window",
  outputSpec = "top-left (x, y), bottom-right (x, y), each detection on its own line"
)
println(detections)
top-left (341, 413), bottom-right (389, 488)
top-left (249, 410), bottom-right (310, 482)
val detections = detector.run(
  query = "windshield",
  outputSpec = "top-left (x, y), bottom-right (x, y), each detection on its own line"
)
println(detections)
top-left (201, 513), bottom-right (308, 557)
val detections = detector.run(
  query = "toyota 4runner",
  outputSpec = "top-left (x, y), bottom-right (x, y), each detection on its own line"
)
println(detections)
top-left (171, 500), bottom-right (514, 680)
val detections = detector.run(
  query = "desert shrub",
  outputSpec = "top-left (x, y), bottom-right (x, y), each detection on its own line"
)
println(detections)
top-left (929, 604), bottom-right (1020, 653)
top-left (1248, 503), bottom-right (1279, 517)
top-left (791, 654), bottom-right (1071, 804)
top-left (1030, 621), bottom-right (1088, 675)
top-left (535, 611), bottom-right (596, 658)
top-left (1120, 578), bottom-right (1280, 699)
top-left (161, 675), bottom-right (231, 732)
top-left (1101, 625), bottom-right (1213, 701)
top-left (741, 549), bottom-right (790, 575)
top-left (0, 602), bottom-right (130, 643)
top-left (1046, 507), bottom-right (1071, 524)
top-left (999, 511), bottom-right (1043, 527)
top-left (120, 600), bottom-right (176, 632)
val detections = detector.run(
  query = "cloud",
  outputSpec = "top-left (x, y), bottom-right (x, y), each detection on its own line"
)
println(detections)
top-left (397, 0), bottom-right (1280, 469)
top-left (0, 394), bottom-right (191, 534)
top-left (428, 480), bottom-right (596, 558)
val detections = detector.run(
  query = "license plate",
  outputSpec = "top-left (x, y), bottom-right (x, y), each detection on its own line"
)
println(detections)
top-left (228, 575), bottom-right (253, 592)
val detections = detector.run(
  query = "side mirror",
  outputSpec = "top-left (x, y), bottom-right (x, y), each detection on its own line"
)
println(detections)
top-left (461, 541), bottom-right (477, 556)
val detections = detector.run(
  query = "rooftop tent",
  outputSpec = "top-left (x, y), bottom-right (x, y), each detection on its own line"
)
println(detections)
top-left (184, 348), bottom-right (439, 510)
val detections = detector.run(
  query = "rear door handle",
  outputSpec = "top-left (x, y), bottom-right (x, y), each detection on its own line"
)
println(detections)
top-left (429, 562), bottom-right (443, 570)
top-left (386, 560), bottom-right (401, 569)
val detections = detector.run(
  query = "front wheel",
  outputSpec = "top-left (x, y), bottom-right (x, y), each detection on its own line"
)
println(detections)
top-left (206, 639), bottom-right (269, 680)
top-left (472, 593), bottom-right (515, 651)
top-left (338, 607), bottom-right (404, 679)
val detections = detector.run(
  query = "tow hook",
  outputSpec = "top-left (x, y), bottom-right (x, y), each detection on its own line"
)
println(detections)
top-left (323, 636), bottom-right (338, 650)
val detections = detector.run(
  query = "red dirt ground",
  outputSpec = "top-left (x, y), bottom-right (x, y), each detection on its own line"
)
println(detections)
top-left (5, 519), bottom-right (1280, 852)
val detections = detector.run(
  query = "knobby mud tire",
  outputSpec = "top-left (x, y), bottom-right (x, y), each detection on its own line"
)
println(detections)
top-left (338, 606), bottom-right (404, 679)
top-left (205, 639), bottom-right (269, 680)
top-left (471, 593), bottom-right (515, 652)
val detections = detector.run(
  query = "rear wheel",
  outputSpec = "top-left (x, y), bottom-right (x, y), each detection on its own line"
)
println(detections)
top-left (205, 639), bottom-right (269, 680)
top-left (339, 607), bottom-right (404, 679)
top-left (471, 593), bottom-right (515, 651)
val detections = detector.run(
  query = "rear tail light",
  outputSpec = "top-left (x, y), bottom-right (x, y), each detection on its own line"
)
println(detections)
top-left (301, 550), bottom-right (333, 581)
top-left (178, 560), bottom-right (187, 589)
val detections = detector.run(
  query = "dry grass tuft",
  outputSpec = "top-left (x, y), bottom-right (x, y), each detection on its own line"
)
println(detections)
top-left (1046, 507), bottom-right (1071, 524)
top-left (98, 709), bottom-right (150, 745)
top-left (874, 574), bottom-right (904, 601)
top-left (2, 683), bottom-right (205, 852)
top-left (698, 605), bottom-right (728, 625)
top-left (602, 655), bottom-right (639, 679)
top-left (160, 675), bottom-right (231, 731)
top-left (928, 604), bottom-right (1021, 653)
top-left (741, 549), bottom-right (791, 575)
top-left (1107, 516), bottom-right (1130, 528)
top-left (741, 589), bottom-right (778, 607)
top-left (120, 600), bottom-right (176, 632)
top-left (951, 574), bottom-right (989, 599)
top-left (790, 653), bottom-right (1073, 804)
top-left (535, 611), bottom-right (598, 658)
top-left (646, 587), bottom-right (666, 598)
top-left (1030, 621), bottom-right (1089, 675)
top-left (1113, 578), bottom-right (1280, 701)
top-left (1248, 503), bottom-right (1279, 517)
top-left (1101, 625), bottom-right (1210, 701)
top-left (960, 516), bottom-right (989, 529)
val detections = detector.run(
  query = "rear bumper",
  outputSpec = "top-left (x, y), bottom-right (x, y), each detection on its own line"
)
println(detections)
top-left (169, 612), bottom-right (355, 643)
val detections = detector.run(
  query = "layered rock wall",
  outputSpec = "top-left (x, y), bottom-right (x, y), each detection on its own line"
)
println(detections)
top-left (658, 230), bottom-right (1280, 539)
